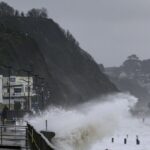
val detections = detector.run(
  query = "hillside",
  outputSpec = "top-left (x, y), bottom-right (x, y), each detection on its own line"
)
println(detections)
top-left (104, 55), bottom-right (150, 112)
top-left (0, 16), bottom-right (118, 106)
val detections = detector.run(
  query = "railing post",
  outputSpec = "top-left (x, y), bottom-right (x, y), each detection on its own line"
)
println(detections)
top-left (1, 126), bottom-right (2, 144)
top-left (15, 124), bottom-right (16, 134)
top-left (26, 127), bottom-right (28, 150)
top-left (31, 129), bottom-right (33, 143)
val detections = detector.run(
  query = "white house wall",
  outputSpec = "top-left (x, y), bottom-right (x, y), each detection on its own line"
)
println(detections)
top-left (0, 75), bottom-right (3, 103)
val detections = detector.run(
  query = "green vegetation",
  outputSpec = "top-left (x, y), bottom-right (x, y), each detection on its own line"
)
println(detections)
top-left (0, 1), bottom-right (48, 18)
top-left (0, 2), bottom-right (117, 106)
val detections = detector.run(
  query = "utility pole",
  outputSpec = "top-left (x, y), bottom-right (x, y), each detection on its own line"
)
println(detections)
top-left (34, 74), bottom-right (39, 108)
top-left (39, 77), bottom-right (45, 109)
top-left (33, 75), bottom-right (45, 110)
top-left (20, 69), bottom-right (32, 111)
top-left (8, 66), bottom-right (11, 110)
top-left (27, 71), bottom-right (30, 111)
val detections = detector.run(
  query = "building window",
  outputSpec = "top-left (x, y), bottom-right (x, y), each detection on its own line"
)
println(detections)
top-left (14, 88), bottom-right (22, 93)
top-left (10, 77), bottom-right (15, 82)
top-left (25, 86), bottom-right (30, 92)
top-left (7, 88), bottom-right (10, 93)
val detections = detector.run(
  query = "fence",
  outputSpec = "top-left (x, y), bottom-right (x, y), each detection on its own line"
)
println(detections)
top-left (6, 110), bottom-right (30, 120)
top-left (27, 123), bottom-right (55, 150)
top-left (0, 124), bottom-right (29, 149)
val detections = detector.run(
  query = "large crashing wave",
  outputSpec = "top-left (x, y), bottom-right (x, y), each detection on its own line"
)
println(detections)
top-left (27, 93), bottom-right (137, 150)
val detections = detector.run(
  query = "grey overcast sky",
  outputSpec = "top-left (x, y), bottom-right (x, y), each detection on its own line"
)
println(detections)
top-left (3, 0), bottom-right (150, 67)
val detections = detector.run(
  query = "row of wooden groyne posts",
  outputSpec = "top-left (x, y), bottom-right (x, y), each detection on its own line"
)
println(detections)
top-left (0, 121), bottom-right (56, 150)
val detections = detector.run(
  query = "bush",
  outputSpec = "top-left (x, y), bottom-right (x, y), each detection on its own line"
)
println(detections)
top-left (27, 8), bottom-right (48, 18)
top-left (0, 2), bottom-right (15, 16)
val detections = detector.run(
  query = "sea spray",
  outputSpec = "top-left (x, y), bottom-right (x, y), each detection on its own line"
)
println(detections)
top-left (26, 93), bottom-right (137, 150)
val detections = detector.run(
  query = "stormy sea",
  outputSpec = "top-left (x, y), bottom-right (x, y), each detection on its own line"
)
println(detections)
top-left (25, 93), bottom-right (150, 150)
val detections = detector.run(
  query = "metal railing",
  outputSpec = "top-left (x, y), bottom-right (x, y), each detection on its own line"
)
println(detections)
top-left (6, 110), bottom-right (29, 120)
top-left (0, 121), bottom-right (55, 150)
top-left (0, 123), bottom-right (30, 149)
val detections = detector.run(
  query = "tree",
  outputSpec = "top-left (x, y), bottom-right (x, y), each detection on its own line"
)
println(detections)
top-left (21, 12), bottom-right (25, 17)
top-left (27, 8), bottom-right (48, 18)
top-left (27, 8), bottom-right (39, 17)
top-left (122, 54), bottom-right (141, 73)
top-left (39, 8), bottom-right (48, 18)
top-left (99, 64), bottom-right (105, 72)
top-left (0, 2), bottom-right (15, 16)
top-left (14, 10), bottom-right (19, 17)
top-left (65, 30), bottom-right (79, 48)
top-left (127, 54), bottom-right (139, 61)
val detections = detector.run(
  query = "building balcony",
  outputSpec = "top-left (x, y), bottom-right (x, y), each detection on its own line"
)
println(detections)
top-left (3, 92), bottom-right (34, 98)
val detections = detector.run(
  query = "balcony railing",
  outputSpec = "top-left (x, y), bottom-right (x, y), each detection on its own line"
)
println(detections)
top-left (3, 92), bottom-right (34, 97)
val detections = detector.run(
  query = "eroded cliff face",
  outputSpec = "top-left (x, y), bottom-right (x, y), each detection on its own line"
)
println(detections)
top-left (0, 16), bottom-right (117, 106)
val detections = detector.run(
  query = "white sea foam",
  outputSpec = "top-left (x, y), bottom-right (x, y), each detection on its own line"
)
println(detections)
top-left (26, 93), bottom-right (137, 150)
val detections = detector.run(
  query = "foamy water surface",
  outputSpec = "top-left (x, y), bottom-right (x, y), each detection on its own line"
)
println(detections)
top-left (26, 93), bottom-right (150, 150)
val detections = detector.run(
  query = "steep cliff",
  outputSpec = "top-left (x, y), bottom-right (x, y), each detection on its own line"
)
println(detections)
top-left (0, 16), bottom-right (118, 106)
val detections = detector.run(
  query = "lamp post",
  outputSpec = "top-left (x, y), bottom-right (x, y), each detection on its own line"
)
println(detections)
top-left (8, 66), bottom-right (11, 110)
top-left (19, 69), bottom-right (32, 111)
top-left (40, 77), bottom-right (45, 109)
top-left (33, 75), bottom-right (45, 110)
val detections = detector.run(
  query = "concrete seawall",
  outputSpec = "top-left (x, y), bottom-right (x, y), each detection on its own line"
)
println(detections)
top-left (27, 123), bottom-right (56, 150)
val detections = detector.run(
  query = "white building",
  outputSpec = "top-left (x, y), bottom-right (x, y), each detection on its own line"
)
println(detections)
top-left (1, 75), bottom-right (34, 110)
top-left (0, 75), bottom-right (3, 103)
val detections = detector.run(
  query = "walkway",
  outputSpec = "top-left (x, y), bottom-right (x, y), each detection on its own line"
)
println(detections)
top-left (0, 121), bottom-right (30, 150)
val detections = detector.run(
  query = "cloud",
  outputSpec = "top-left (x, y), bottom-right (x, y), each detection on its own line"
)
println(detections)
top-left (3, 0), bottom-right (150, 66)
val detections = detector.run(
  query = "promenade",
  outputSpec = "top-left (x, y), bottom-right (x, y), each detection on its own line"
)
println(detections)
top-left (0, 120), bottom-right (30, 150)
